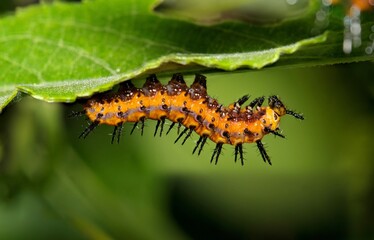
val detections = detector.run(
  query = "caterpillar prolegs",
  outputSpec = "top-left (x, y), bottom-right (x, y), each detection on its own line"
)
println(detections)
top-left (75, 74), bottom-right (304, 165)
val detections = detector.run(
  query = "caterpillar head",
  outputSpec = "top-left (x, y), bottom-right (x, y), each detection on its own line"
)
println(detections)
top-left (268, 95), bottom-right (304, 120)
top-left (261, 106), bottom-right (282, 132)
top-left (260, 96), bottom-right (304, 134)
top-left (268, 95), bottom-right (287, 117)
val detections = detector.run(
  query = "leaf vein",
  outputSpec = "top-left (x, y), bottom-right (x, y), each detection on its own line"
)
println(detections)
top-left (0, 34), bottom-right (117, 76)
top-left (0, 55), bottom-right (45, 82)
top-left (53, 20), bottom-right (191, 53)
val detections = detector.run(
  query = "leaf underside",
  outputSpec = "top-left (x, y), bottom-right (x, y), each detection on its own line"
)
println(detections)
top-left (0, 0), bottom-right (373, 112)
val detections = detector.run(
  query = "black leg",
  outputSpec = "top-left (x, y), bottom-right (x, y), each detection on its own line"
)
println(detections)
top-left (166, 122), bottom-right (175, 135)
top-left (140, 117), bottom-right (145, 136)
top-left (182, 127), bottom-right (195, 145)
top-left (238, 144), bottom-right (244, 165)
top-left (130, 122), bottom-right (138, 135)
top-left (211, 143), bottom-right (223, 165)
top-left (111, 122), bottom-right (124, 144)
top-left (153, 117), bottom-right (166, 137)
top-left (111, 125), bottom-right (118, 144)
top-left (193, 136), bottom-right (203, 154)
top-left (235, 145), bottom-right (239, 163)
top-left (159, 117), bottom-right (166, 137)
top-left (177, 119), bottom-right (183, 134)
top-left (192, 135), bottom-right (208, 155)
top-left (198, 135), bottom-right (208, 155)
top-left (174, 127), bottom-right (188, 143)
top-left (256, 140), bottom-right (272, 165)
top-left (234, 144), bottom-right (244, 165)
top-left (168, 119), bottom-right (184, 135)
top-left (79, 120), bottom-right (99, 139)
top-left (116, 122), bottom-right (123, 143)
top-left (154, 120), bottom-right (161, 137)
top-left (130, 117), bottom-right (145, 135)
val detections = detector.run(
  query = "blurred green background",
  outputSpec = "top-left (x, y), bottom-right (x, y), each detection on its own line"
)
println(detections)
top-left (1, 64), bottom-right (373, 240)
top-left (1, 0), bottom-right (374, 240)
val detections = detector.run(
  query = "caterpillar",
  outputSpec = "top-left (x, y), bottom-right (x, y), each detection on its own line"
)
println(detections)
top-left (74, 73), bottom-right (304, 165)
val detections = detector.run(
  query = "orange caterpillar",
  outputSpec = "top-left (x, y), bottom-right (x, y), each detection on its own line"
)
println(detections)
top-left (76, 74), bottom-right (304, 165)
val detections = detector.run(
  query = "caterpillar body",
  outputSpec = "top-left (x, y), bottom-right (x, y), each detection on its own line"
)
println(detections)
top-left (76, 73), bottom-right (304, 165)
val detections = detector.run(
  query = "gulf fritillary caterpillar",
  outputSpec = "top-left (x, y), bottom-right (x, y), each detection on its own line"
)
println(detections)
top-left (74, 73), bottom-right (304, 165)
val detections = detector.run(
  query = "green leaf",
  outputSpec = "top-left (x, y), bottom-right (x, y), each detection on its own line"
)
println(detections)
top-left (0, 0), bottom-right (373, 112)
